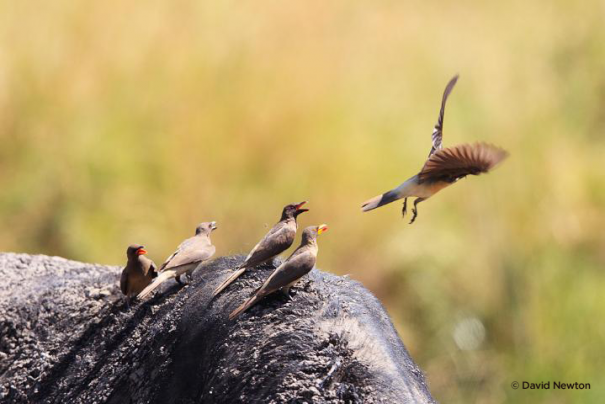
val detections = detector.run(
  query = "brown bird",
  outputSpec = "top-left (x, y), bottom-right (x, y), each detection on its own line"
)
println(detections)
top-left (229, 224), bottom-right (328, 320)
top-left (212, 201), bottom-right (309, 299)
top-left (361, 75), bottom-right (508, 223)
top-left (120, 244), bottom-right (157, 307)
top-left (137, 221), bottom-right (217, 300)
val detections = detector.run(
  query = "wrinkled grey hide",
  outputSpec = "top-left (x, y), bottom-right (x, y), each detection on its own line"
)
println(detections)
top-left (0, 253), bottom-right (434, 403)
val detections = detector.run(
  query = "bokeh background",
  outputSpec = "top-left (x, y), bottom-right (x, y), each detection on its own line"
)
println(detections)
top-left (1, 1), bottom-right (604, 402)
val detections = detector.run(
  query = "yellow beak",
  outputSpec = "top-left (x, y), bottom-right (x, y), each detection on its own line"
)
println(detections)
top-left (317, 224), bottom-right (328, 235)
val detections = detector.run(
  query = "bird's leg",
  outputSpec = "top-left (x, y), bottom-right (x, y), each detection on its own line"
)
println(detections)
top-left (409, 198), bottom-right (426, 224)
top-left (175, 275), bottom-right (184, 285)
top-left (125, 296), bottom-right (131, 310)
top-left (186, 270), bottom-right (194, 283)
top-left (281, 286), bottom-right (292, 299)
top-left (401, 198), bottom-right (408, 218)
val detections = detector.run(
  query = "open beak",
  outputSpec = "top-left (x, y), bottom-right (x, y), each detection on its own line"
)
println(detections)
top-left (210, 221), bottom-right (218, 231)
top-left (137, 248), bottom-right (147, 255)
top-left (295, 201), bottom-right (309, 213)
top-left (317, 224), bottom-right (328, 235)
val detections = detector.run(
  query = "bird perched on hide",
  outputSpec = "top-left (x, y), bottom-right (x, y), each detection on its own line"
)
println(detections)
top-left (120, 244), bottom-right (157, 307)
top-left (137, 221), bottom-right (217, 300)
top-left (212, 201), bottom-right (309, 299)
top-left (229, 224), bottom-right (328, 320)
top-left (361, 75), bottom-right (509, 223)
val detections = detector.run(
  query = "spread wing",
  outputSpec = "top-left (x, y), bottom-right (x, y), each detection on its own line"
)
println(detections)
top-left (242, 222), bottom-right (296, 268)
top-left (257, 248), bottom-right (316, 297)
top-left (419, 142), bottom-right (508, 183)
top-left (428, 75), bottom-right (459, 157)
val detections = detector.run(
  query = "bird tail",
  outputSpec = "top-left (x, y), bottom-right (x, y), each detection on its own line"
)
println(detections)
top-left (137, 270), bottom-right (177, 300)
top-left (229, 294), bottom-right (262, 320)
top-left (361, 188), bottom-right (402, 212)
top-left (212, 267), bottom-right (247, 298)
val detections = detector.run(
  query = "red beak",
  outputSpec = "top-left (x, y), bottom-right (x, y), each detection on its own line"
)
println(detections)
top-left (137, 248), bottom-right (147, 255)
top-left (296, 201), bottom-right (309, 213)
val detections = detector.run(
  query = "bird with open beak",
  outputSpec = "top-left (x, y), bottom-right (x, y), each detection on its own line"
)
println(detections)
top-left (137, 221), bottom-right (217, 300)
top-left (120, 244), bottom-right (157, 307)
top-left (229, 224), bottom-right (328, 320)
top-left (361, 75), bottom-right (509, 223)
top-left (212, 201), bottom-right (309, 299)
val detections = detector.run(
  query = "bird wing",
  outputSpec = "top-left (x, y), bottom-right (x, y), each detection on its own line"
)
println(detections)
top-left (418, 142), bottom-right (508, 183)
top-left (428, 75), bottom-right (459, 158)
top-left (257, 248), bottom-right (316, 297)
top-left (242, 222), bottom-right (296, 268)
top-left (159, 249), bottom-right (179, 271)
top-left (120, 267), bottom-right (129, 295)
top-left (160, 236), bottom-right (215, 271)
top-left (145, 259), bottom-right (158, 278)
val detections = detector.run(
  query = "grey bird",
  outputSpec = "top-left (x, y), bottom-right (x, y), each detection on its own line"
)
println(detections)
top-left (229, 224), bottom-right (328, 320)
top-left (137, 221), bottom-right (217, 300)
top-left (212, 201), bottom-right (309, 298)
top-left (361, 75), bottom-right (509, 223)
top-left (120, 244), bottom-right (157, 307)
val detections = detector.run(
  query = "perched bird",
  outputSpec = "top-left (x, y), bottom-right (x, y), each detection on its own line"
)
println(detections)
top-left (229, 224), bottom-right (328, 320)
top-left (137, 221), bottom-right (217, 300)
top-left (361, 75), bottom-right (508, 223)
top-left (212, 201), bottom-right (309, 299)
top-left (120, 244), bottom-right (157, 307)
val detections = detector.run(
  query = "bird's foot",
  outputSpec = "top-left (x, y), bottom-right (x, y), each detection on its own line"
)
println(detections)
top-left (175, 276), bottom-right (184, 285)
top-left (401, 198), bottom-right (408, 218)
top-left (409, 208), bottom-right (418, 224)
top-left (281, 287), bottom-right (292, 300)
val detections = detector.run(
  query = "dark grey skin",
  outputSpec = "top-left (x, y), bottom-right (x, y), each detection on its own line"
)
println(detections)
top-left (4, 252), bottom-right (435, 403)
top-left (120, 244), bottom-right (157, 307)
top-left (212, 202), bottom-right (308, 298)
top-left (229, 224), bottom-right (328, 320)
top-left (137, 222), bottom-right (217, 300)
top-left (361, 75), bottom-right (509, 223)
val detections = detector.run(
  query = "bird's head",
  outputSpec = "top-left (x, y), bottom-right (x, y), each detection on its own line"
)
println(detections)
top-left (126, 244), bottom-right (147, 259)
top-left (196, 221), bottom-right (218, 236)
top-left (302, 224), bottom-right (328, 243)
top-left (281, 201), bottom-right (309, 220)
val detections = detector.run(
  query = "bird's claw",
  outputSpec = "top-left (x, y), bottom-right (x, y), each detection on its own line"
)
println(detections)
top-left (401, 198), bottom-right (408, 218)
top-left (409, 208), bottom-right (418, 224)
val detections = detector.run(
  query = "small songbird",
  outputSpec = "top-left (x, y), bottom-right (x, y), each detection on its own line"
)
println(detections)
top-left (212, 201), bottom-right (309, 299)
top-left (361, 75), bottom-right (509, 223)
top-left (229, 224), bottom-right (328, 320)
top-left (137, 221), bottom-right (217, 300)
top-left (120, 244), bottom-right (157, 307)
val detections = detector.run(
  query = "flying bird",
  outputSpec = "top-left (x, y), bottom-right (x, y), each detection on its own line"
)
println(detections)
top-left (212, 202), bottom-right (309, 299)
top-left (229, 224), bottom-right (328, 320)
top-left (361, 75), bottom-right (508, 223)
top-left (137, 221), bottom-right (217, 300)
top-left (120, 244), bottom-right (157, 307)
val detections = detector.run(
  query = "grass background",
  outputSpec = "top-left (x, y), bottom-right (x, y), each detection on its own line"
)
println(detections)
top-left (1, 1), bottom-right (604, 402)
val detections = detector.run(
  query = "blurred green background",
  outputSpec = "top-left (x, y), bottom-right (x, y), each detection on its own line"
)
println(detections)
top-left (1, 1), bottom-right (604, 402)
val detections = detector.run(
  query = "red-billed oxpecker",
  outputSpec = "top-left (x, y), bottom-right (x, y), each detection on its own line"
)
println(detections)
top-left (361, 75), bottom-right (508, 223)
